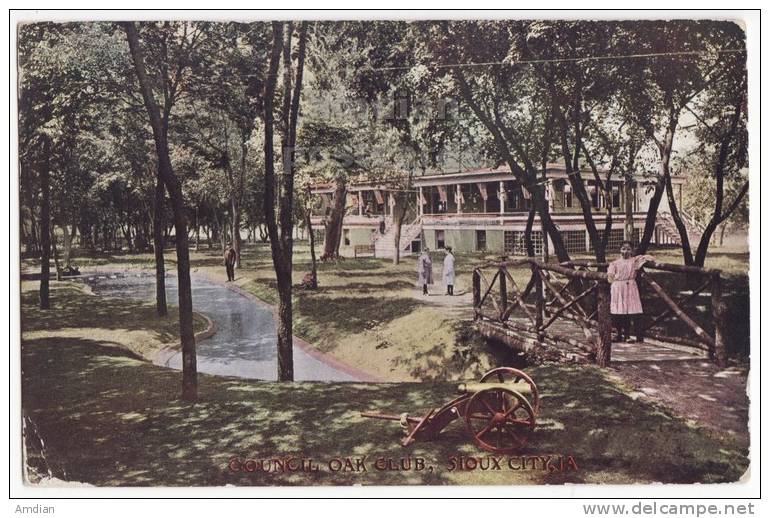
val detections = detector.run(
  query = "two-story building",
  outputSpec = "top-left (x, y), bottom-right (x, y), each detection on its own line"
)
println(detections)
top-left (308, 163), bottom-right (685, 259)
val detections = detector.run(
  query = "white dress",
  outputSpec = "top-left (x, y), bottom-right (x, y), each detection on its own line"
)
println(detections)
top-left (443, 253), bottom-right (455, 286)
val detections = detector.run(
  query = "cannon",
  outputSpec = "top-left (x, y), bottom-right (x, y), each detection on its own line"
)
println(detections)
top-left (361, 367), bottom-right (540, 454)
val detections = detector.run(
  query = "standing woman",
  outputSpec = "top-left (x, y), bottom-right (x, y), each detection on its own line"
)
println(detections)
top-left (417, 247), bottom-right (433, 295)
top-left (608, 241), bottom-right (654, 342)
top-left (443, 246), bottom-right (455, 295)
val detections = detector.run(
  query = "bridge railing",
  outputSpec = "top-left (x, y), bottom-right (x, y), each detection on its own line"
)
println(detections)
top-left (472, 258), bottom-right (728, 367)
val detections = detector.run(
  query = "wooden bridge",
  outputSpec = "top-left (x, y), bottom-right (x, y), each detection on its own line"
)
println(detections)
top-left (471, 258), bottom-right (728, 367)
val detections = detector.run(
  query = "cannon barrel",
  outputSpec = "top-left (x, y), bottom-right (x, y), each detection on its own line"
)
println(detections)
top-left (360, 411), bottom-right (421, 424)
top-left (456, 381), bottom-right (533, 396)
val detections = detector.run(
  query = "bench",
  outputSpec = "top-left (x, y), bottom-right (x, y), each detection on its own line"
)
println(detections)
top-left (354, 244), bottom-right (376, 258)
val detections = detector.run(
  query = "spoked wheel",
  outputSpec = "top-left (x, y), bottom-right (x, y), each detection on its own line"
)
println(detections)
top-left (480, 367), bottom-right (540, 415)
top-left (464, 387), bottom-right (536, 454)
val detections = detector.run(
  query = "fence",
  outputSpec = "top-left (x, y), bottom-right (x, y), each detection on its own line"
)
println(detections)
top-left (472, 258), bottom-right (728, 367)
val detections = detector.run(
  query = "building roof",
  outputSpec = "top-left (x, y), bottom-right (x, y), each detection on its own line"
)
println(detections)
top-left (414, 163), bottom-right (684, 185)
top-left (310, 163), bottom-right (683, 193)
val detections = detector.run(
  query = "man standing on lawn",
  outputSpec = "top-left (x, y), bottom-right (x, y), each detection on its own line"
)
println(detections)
top-left (224, 244), bottom-right (237, 282)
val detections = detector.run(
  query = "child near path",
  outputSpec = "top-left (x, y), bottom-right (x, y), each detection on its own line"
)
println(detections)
top-left (607, 241), bottom-right (654, 342)
top-left (443, 247), bottom-right (455, 296)
top-left (417, 248), bottom-right (433, 295)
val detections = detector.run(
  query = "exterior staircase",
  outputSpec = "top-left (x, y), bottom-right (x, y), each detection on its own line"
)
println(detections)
top-left (373, 217), bottom-right (423, 259)
top-left (656, 211), bottom-right (708, 246)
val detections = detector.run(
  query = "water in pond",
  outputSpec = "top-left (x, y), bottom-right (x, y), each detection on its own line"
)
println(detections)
top-left (85, 272), bottom-right (359, 381)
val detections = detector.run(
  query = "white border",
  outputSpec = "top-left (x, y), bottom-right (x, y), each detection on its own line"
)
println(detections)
top-left (5, 6), bottom-right (763, 507)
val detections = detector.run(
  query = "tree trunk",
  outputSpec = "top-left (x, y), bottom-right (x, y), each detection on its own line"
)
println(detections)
top-left (153, 177), bottom-right (168, 317)
top-left (665, 172), bottom-right (694, 265)
top-left (694, 181), bottom-right (748, 267)
top-left (51, 227), bottom-right (62, 281)
top-left (124, 22), bottom-right (197, 401)
top-left (121, 222), bottom-right (133, 251)
top-left (216, 212), bottom-right (227, 252)
top-left (263, 22), bottom-right (292, 380)
top-left (639, 116), bottom-right (679, 254)
top-left (530, 185), bottom-right (570, 262)
top-left (624, 176), bottom-right (634, 242)
top-left (231, 196), bottom-right (242, 268)
top-left (39, 137), bottom-right (51, 310)
top-left (262, 21), bottom-right (307, 382)
top-left (305, 189), bottom-right (318, 289)
top-left (719, 223), bottom-right (727, 246)
top-left (595, 280), bottom-right (612, 367)
top-left (391, 193), bottom-right (407, 265)
top-left (195, 206), bottom-right (200, 251)
top-left (524, 207), bottom-right (536, 257)
top-left (637, 175), bottom-right (666, 253)
top-left (322, 181), bottom-right (347, 260)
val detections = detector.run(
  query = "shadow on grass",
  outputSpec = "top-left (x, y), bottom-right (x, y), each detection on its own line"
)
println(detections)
top-left (21, 337), bottom-right (748, 486)
top-left (296, 296), bottom-right (424, 335)
top-left (21, 283), bottom-right (186, 343)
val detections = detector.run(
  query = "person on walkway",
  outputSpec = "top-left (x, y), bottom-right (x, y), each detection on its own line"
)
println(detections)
top-left (608, 240), bottom-right (654, 342)
top-left (443, 246), bottom-right (455, 296)
top-left (224, 244), bottom-right (237, 282)
top-left (378, 214), bottom-right (386, 234)
top-left (417, 247), bottom-right (433, 295)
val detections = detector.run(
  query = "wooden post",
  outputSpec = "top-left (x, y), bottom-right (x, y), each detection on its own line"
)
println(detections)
top-left (472, 270), bottom-right (481, 319)
top-left (499, 265), bottom-right (508, 320)
top-left (534, 265), bottom-right (544, 331)
top-left (596, 280), bottom-right (612, 366)
top-left (711, 271), bottom-right (728, 367)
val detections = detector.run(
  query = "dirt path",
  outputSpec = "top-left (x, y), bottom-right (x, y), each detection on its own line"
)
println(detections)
top-left (606, 360), bottom-right (749, 447)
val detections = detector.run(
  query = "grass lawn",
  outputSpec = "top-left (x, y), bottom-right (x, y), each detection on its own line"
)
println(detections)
top-left (19, 242), bottom-right (750, 486)
top-left (22, 335), bottom-right (749, 486)
top-left (20, 280), bottom-right (209, 361)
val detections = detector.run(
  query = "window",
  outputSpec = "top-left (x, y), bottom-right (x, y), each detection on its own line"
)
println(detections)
top-left (564, 190), bottom-right (573, 208)
top-left (590, 185), bottom-right (601, 208)
top-left (504, 230), bottom-right (543, 256)
top-left (563, 230), bottom-right (586, 253)
top-left (612, 186), bottom-right (621, 208)
top-left (476, 230), bottom-right (487, 251)
top-left (436, 230), bottom-right (445, 249)
top-left (343, 229), bottom-right (350, 246)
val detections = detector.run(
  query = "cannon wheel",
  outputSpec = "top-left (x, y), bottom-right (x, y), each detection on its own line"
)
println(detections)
top-left (480, 367), bottom-right (540, 415)
top-left (464, 387), bottom-right (535, 454)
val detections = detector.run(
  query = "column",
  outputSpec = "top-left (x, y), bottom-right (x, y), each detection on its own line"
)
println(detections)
top-left (499, 181), bottom-right (505, 215)
top-left (358, 191), bottom-right (363, 216)
top-left (457, 185), bottom-right (462, 214)
top-left (418, 187), bottom-right (423, 217)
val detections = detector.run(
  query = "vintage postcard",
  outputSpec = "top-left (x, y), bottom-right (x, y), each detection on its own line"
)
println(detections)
top-left (12, 10), bottom-right (756, 498)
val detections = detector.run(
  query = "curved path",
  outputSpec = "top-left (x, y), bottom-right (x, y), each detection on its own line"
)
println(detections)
top-left (85, 272), bottom-right (364, 381)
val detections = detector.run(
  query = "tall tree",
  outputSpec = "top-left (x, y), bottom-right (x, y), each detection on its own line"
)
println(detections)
top-left (261, 21), bottom-right (308, 381)
top-left (122, 21), bottom-right (202, 401)
top-left (676, 49), bottom-right (748, 266)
